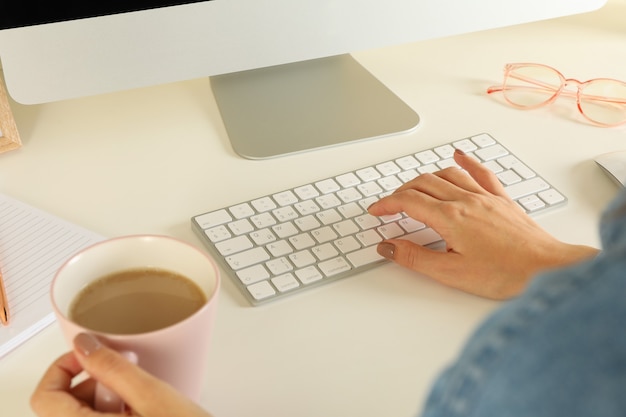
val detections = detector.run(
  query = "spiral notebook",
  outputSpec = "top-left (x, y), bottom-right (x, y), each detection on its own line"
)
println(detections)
top-left (0, 193), bottom-right (103, 358)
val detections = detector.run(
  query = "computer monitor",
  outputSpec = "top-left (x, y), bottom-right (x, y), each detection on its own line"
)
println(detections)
top-left (0, 0), bottom-right (607, 158)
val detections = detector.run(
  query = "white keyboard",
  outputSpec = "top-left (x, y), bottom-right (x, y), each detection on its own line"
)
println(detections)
top-left (191, 133), bottom-right (567, 305)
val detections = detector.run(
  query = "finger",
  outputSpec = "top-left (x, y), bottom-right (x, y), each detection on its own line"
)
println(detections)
top-left (73, 333), bottom-right (205, 417)
top-left (70, 378), bottom-right (97, 404)
top-left (392, 170), bottom-right (470, 202)
top-left (454, 149), bottom-right (508, 197)
top-left (431, 165), bottom-right (486, 195)
top-left (376, 239), bottom-right (461, 285)
top-left (30, 352), bottom-right (99, 417)
top-left (368, 187), bottom-right (440, 219)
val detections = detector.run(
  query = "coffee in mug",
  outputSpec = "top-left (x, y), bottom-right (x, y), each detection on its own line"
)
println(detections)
top-left (69, 267), bottom-right (206, 334)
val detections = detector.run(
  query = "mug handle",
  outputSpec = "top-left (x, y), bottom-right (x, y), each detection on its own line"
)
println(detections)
top-left (94, 351), bottom-right (138, 412)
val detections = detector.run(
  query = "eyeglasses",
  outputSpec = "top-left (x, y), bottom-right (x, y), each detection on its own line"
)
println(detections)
top-left (487, 63), bottom-right (626, 127)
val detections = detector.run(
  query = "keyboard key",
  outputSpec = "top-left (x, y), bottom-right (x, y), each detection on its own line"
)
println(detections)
top-left (296, 266), bottom-right (323, 284)
top-left (289, 250), bottom-right (316, 268)
top-left (337, 187), bottom-right (362, 203)
top-left (229, 203), bottom-right (255, 219)
top-left (249, 228), bottom-right (277, 246)
top-left (538, 189), bottom-right (565, 205)
top-left (453, 139), bottom-right (478, 153)
top-left (356, 229), bottom-right (383, 247)
top-left (294, 184), bottom-right (319, 200)
top-left (272, 273), bottom-right (300, 292)
top-left (338, 202), bottom-right (363, 218)
top-left (225, 247), bottom-right (270, 270)
top-left (333, 219), bottom-right (360, 236)
top-left (505, 177), bottom-right (550, 200)
top-left (273, 190), bottom-right (298, 206)
top-left (347, 246), bottom-right (385, 268)
top-left (378, 176), bottom-right (402, 191)
top-left (497, 155), bottom-right (536, 179)
top-left (251, 196), bottom-right (277, 212)
top-left (247, 281), bottom-right (276, 301)
top-left (519, 195), bottom-right (546, 212)
top-left (395, 155), bottom-right (420, 170)
top-left (401, 228), bottom-right (442, 246)
top-left (358, 181), bottom-right (383, 196)
top-left (335, 172), bottom-right (361, 188)
top-left (497, 170), bottom-right (522, 186)
top-left (237, 264), bottom-right (270, 285)
top-left (273, 206), bottom-right (299, 222)
top-left (334, 236), bottom-right (361, 254)
top-left (289, 233), bottom-right (316, 250)
top-left (266, 257), bottom-right (293, 275)
top-left (312, 243), bottom-right (339, 261)
top-left (355, 214), bottom-right (381, 230)
top-left (378, 222), bottom-right (404, 239)
top-left (437, 159), bottom-right (460, 170)
top-left (471, 133), bottom-right (496, 147)
top-left (434, 144), bottom-right (455, 159)
top-left (315, 178), bottom-right (341, 194)
top-left (376, 161), bottom-right (401, 176)
top-left (316, 194), bottom-right (342, 209)
top-left (316, 209), bottom-right (342, 225)
top-left (195, 209), bottom-right (232, 229)
top-left (215, 235), bottom-right (253, 256)
top-left (273, 221), bottom-right (299, 238)
top-left (415, 150), bottom-right (439, 164)
top-left (228, 218), bottom-right (254, 235)
top-left (318, 257), bottom-right (352, 277)
top-left (250, 212), bottom-right (276, 228)
top-left (418, 164), bottom-right (439, 174)
top-left (356, 167), bottom-right (381, 182)
top-left (475, 144), bottom-right (508, 161)
top-left (311, 226), bottom-right (338, 244)
top-left (266, 240), bottom-right (293, 257)
top-left (295, 215), bottom-right (321, 232)
top-left (204, 225), bottom-right (231, 243)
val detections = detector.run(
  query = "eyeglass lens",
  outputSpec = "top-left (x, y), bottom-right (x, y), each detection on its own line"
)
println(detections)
top-left (503, 65), bottom-right (562, 107)
top-left (579, 79), bottom-right (626, 126)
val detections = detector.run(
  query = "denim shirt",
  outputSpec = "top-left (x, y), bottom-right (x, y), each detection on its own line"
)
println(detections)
top-left (420, 189), bottom-right (626, 417)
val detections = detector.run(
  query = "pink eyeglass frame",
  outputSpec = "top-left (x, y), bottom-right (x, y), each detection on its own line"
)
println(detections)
top-left (487, 62), bottom-right (626, 127)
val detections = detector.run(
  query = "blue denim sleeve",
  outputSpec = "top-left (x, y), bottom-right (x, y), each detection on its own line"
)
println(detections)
top-left (419, 189), bottom-right (626, 417)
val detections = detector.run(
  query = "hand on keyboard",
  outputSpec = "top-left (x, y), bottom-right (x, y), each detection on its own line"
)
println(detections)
top-left (368, 149), bottom-right (598, 300)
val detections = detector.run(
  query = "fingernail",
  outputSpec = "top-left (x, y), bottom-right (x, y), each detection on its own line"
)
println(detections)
top-left (455, 148), bottom-right (466, 156)
top-left (74, 333), bottom-right (103, 356)
top-left (377, 242), bottom-right (396, 260)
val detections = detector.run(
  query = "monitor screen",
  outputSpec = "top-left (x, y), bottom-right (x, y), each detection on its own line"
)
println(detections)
top-left (0, 0), bottom-right (607, 158)
top-left (0, 1), bottom-right (205, 28)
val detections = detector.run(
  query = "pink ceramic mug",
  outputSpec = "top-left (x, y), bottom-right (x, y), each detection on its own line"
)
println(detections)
top-left (51, 235), bottom-right (220, 411)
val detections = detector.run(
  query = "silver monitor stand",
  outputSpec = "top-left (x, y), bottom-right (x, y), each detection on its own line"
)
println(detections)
top-left (210, 54), bottom-right (420, 159)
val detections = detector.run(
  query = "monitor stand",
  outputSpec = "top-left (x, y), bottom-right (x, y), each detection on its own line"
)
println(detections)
top-left (210, 54), bottom-right (420, 159)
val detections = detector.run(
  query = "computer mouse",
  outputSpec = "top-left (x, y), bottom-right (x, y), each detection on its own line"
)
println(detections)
top-left (594, 151), bottom-right (626, 187)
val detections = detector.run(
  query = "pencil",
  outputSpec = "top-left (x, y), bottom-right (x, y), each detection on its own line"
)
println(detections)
top-left (0, 267), bottom-right (9, 326)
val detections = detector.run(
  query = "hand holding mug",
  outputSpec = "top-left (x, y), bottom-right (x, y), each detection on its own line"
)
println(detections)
top-left (31, 333), bottom-right (214, 417)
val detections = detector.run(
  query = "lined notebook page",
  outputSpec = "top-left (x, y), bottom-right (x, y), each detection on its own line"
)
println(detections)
top-left (0, 193), bottom-right (103, 358)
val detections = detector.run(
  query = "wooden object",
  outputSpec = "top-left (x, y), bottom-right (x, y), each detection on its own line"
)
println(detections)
top-left (0, 72), bottom-right (21, 154)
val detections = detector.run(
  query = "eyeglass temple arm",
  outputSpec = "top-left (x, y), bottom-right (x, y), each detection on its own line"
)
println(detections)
top-left (487, 73), bottom-right (626, 105)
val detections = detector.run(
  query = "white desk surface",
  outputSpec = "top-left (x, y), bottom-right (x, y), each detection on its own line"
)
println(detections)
top-left (1, 2), bottom-right (625, 416)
